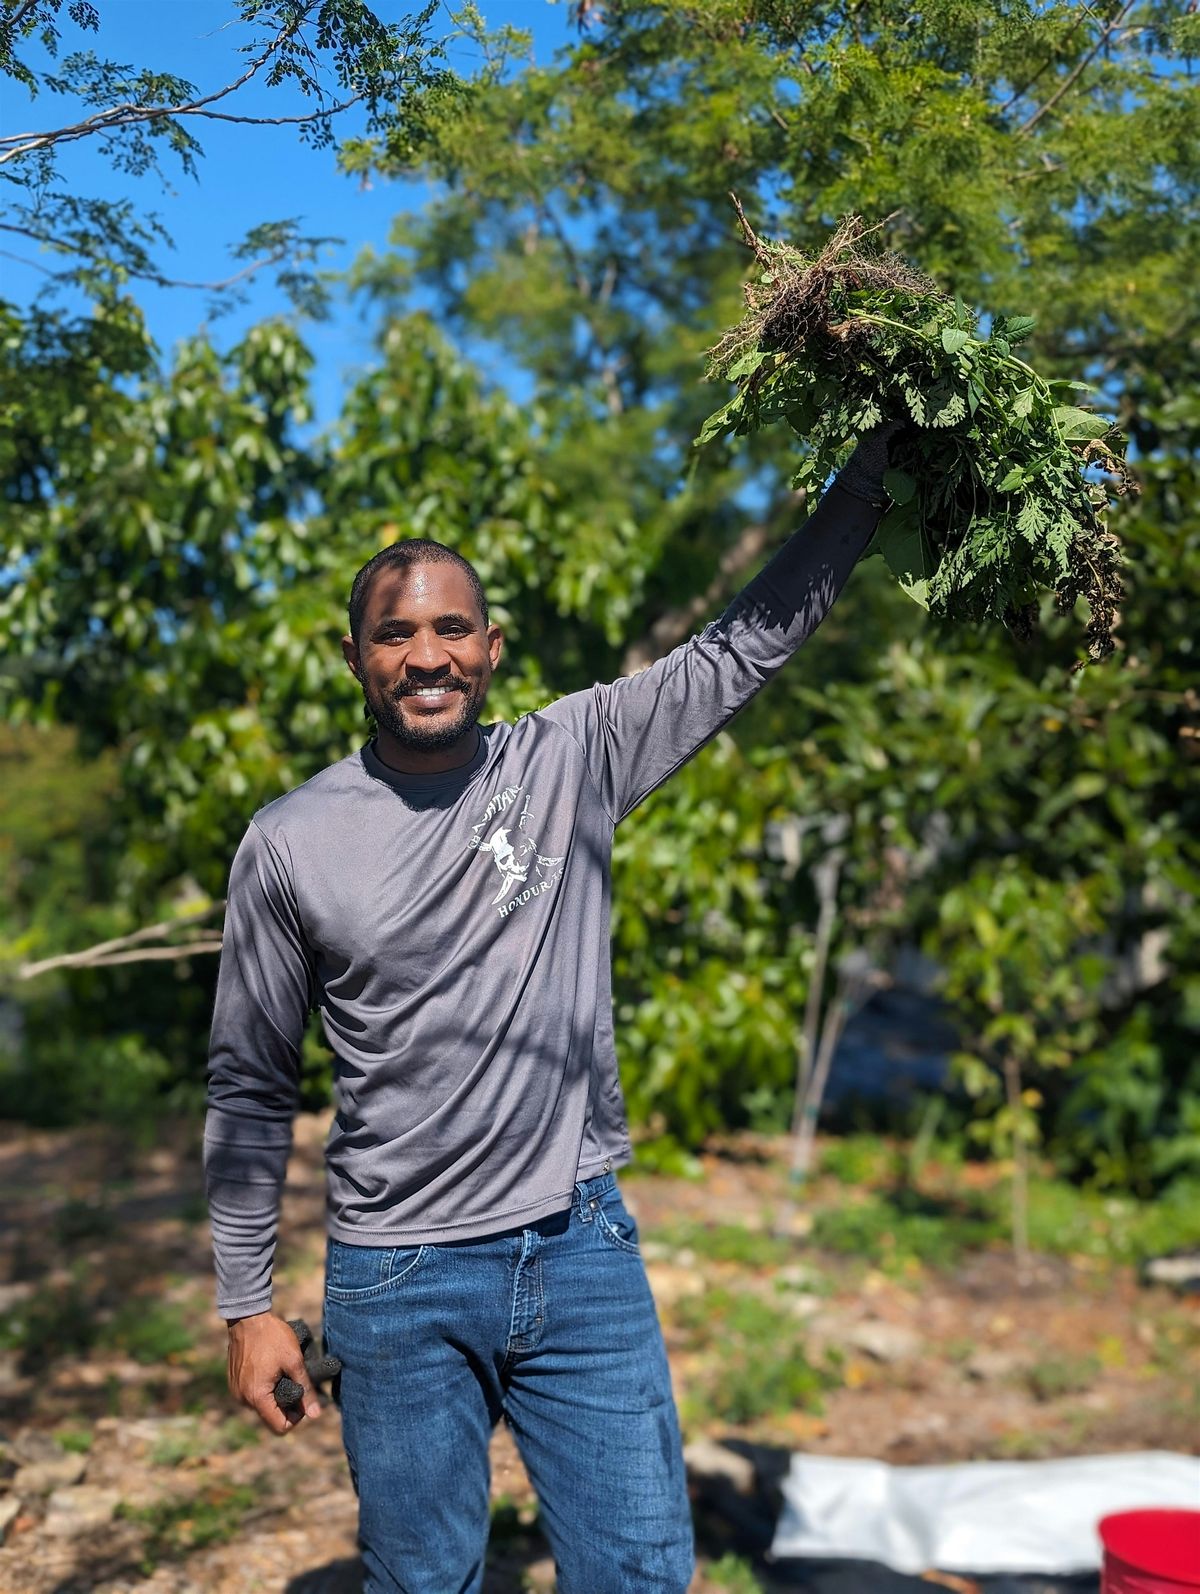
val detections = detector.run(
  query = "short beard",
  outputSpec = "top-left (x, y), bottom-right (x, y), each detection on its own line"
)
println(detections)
top-left (362, 674), bottom-right (485, 754)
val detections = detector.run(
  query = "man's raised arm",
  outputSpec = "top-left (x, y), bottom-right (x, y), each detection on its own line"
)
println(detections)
top-left (538, 427), bottom-right (897, 822)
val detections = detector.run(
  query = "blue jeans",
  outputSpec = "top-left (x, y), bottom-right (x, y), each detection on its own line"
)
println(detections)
top-left (321, 1171), bottom-right (695, 1594)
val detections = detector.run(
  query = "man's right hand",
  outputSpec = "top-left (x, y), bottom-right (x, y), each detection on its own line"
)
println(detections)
top-left (226, 1311), bottom-right (323, 1435)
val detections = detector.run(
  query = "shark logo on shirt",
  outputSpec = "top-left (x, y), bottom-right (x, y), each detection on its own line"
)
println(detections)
top-left (468, 789), bottom-right (564, 917)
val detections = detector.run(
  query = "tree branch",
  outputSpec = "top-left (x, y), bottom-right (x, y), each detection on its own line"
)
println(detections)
top-left (18, 901), bottom-right (225, 979)
top-left (995, 5), bottom-right (1090, 116)
top-left (0, 217), bottom-right (302, 293)
top-left (620, 495), bottom-right (804, 675)
top-left (0, 7), bottom-right (311, 166)
top-left (1, 0), bottom-right (43, 41)
top-left (1019, 0), bottom-right (1136, 135)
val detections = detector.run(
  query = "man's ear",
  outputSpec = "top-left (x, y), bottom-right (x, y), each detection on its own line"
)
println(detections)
top-left (341, 635), bottom-right (361, 680)
top-left (487, 624), bottom-right (504, 671)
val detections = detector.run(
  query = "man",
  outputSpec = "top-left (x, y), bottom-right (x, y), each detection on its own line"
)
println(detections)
top-left (205, 424), bottom-right (899, 1593)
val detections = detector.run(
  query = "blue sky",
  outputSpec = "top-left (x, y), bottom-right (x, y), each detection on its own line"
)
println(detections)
top-left (1, 1), bottom-right (575, 423)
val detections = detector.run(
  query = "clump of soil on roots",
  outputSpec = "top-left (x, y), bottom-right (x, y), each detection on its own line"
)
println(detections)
top-left (708, 200), bottom-right (945, 377)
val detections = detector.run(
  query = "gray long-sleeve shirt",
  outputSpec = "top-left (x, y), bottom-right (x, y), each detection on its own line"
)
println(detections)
top-left (204, 479), bottom-right (883, 1318)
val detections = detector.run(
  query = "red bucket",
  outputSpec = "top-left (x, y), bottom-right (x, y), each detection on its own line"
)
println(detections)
top-left (1099, 1509), bottom-right (1200, 1594)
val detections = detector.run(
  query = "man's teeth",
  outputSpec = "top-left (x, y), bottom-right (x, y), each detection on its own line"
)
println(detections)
top-left (411, 686), bottom-right (454, 697)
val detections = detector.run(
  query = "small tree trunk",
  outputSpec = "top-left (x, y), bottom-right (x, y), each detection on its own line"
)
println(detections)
top-left (788, 860), bottom-right (840, 1145)
top-left (790, 971), bottom-right (852, 1186)
top-left (1004, 1051), bottom-right (1031, 1287)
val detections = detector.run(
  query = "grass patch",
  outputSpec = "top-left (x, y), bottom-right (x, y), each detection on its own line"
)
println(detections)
top-left (0, 1278), bottom-right (97, 1370)
top-left (806, 1163), bottom-right (1200, 1274)
top-left (117, 1480), bottom-right (261, 1572)
top-left (820, 1135), bottom-right (899, 1187)
top-left (100, 1300), bottom-right (195, 1364)
top-left (53, 1425), bottom-right (94, 1454)
top-left (53, 1198), bottom-right (118, 1245)
top-left (707, 1553), bottom-right (766, 1592)
top-left (1025, 1176), bottom-right (1200, 1264)
top-left (148, 1416), bottom-right (259, 1467)
top-left (646, 1221), bottom-right (796, 1270)
top-left (810, 1188), bottom-right (1000, 1274)
top-left (675, 1288), bottom-right (840, 1424)
top-left (1025, 1354), bottom-right (1101, 1403)
top-left (0, 1285), bottom-right (195, 1372)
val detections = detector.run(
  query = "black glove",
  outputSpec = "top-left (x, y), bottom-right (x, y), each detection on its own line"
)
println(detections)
top-left (273, 1318), bottom-right (342, 1414)
top-left (835, 417), bottom-right (911, 507)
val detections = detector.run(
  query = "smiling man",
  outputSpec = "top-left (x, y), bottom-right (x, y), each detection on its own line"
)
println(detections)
top-left (205, 426), bottom-right (900, 1594)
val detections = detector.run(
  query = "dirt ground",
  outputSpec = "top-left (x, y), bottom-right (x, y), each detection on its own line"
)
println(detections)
top-left (0, 1112), bottom-right (1195, 1593)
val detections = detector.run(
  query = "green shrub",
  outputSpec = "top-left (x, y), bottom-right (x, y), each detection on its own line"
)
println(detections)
top-left (811, 1189), bottom-right (1000, 1273)
top-left (676, 1288), bottom-right (840, 1423)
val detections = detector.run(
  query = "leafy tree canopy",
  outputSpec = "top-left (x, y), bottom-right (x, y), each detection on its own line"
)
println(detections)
top-left (2, 0), bottom-right (1197, 1196)
top-left (0, 0), bottom-right (463, 313)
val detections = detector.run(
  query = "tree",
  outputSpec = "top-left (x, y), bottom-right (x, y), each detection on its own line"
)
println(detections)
top-left (0, 0), bottom-right (460, 313)
top-left (3, 0), bottom-right (1198, 1193)
top-left (341, 0), bottom-right (1199, 1183)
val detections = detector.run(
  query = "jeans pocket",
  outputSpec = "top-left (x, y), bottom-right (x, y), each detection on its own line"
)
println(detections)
top-left (324, 1238), bottom-right (429, 1302)
top-left (594, 1189), bottom-right (641, 1255)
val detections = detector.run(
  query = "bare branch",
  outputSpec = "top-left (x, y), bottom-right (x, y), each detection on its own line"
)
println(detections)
top-left (0, 6), bottom-right (310, 166)
top-left (0, 244), bottom-right (56, 275)
top-left (168, 92), bottom-right (363, 129)
top-left (0, 217), bottom-right (298, 294)
top-left (18, 901), bottom-right (225, 980)
top-left (620, 496), bottom-right (804, 675)
top-left (995, 5), bottom-right (1090, 116)
top-left (53, 941), bottom-right (225, 969)
top-left (1019, 0), bottom-right (1136, 135)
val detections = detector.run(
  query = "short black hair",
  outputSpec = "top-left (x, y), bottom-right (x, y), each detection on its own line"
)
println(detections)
top-left (348, 539), bottom-right (489, 645)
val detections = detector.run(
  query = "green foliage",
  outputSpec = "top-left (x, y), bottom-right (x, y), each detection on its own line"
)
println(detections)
top-left (116, 1480), bottom-right (261, 1572)
top-left (675, 1286), bottom-right (840, 1423)
top-left (646, 1221), bottom-right (797, 1270)
top-left (0, 1283), bottom-right (195, 1372)
top-left (707, 1555), bottom-right (767, 1594)
top-left (811, 1189), bottom-right (1000, 1274)
top-left (0, 1278), bottom-right (96, 1371)
top-left (1, 0), bottom-right (1197, 1198)
top-left (101, 1300), bottom-right (196, 1365)
top-left (0, 2), bottom-right (461, 312)
top-left (700, 215), bottom-right (1131, 663)
top-left (1025, 1354), bottom-right (1100, 1403)
top-left (805, 1162), bottom-right (1200, 1272)
top-left (52, 1426), bottom-right (94, 1454)
top-left (148, 1416), bottom-right (259, 1468)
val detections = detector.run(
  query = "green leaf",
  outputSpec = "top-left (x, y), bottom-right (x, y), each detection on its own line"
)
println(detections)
top-left (725, 349), bottom-right (768, 381)
top-left (997, 466), bottom-right (1026, 492)
top-left (694, 402), bottom-right (737, 447)
top-left (875, 498), bottom-right (933, 609)
top-left (1016, 498), bottom-right (1048, 544)
top-left (1053, 406), bottom-right (1111, 442)
top-left (941, 327), bottom-right (970, 355)
top-left (883, 467), bottom-right (916, 506)
top-left (927, 381), bottom-right (966, 428)
top-left (1011, 388), bottom-right (1035, 419)
top-left (996, 314), bottom-right (1037, 345)
top-left (901, 383), bottom-right (927, 426)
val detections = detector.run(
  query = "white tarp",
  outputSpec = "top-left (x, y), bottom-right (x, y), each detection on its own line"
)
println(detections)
top-left (770, 1450), bottom-right (1200, 1575)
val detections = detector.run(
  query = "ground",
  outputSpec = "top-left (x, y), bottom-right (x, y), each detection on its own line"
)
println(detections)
top-left (0, 1113), bottom-right (1195, 1593)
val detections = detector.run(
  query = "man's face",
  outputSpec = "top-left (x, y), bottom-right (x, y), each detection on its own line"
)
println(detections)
top-left (342, 561), bottom-right (503, 756)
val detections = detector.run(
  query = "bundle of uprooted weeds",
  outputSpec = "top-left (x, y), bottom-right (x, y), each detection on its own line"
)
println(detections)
top-left (697, 201), bottom-right (1134, 665)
